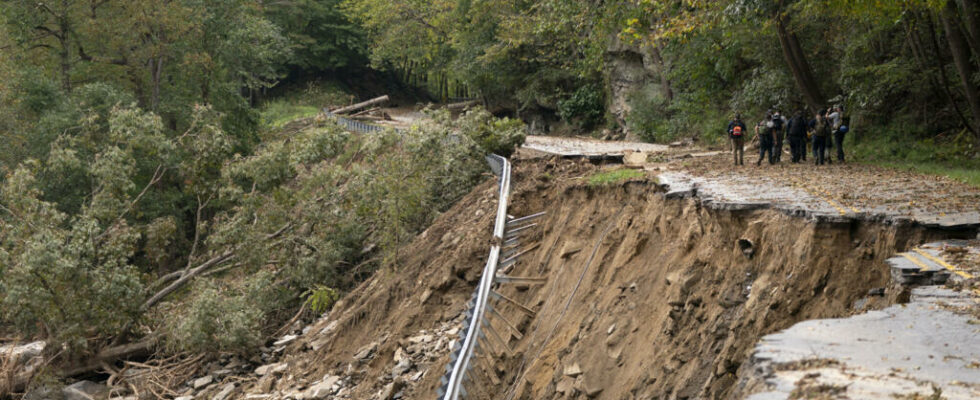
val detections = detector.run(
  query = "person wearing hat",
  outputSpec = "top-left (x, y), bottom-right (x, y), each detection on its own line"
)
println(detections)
top-left (727, 113), bottom-right (747, 166)
top-left (756, 112), bottom-right (776, 166)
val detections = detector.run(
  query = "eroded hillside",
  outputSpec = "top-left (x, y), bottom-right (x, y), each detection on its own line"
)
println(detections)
top-left (212, 155), bottom-right (974, 400)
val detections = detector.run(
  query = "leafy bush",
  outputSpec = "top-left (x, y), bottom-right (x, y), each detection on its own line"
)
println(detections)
top-left (164, 280), bottom-right (265, 353)
top-left (16, 73), bottom-right (61, 115)
top-left (626, 83), bottom-right (671, 142)
top-left (558, 84), bottom-right (606, 130)
top-left (303, 285), bottom-right (340, 315)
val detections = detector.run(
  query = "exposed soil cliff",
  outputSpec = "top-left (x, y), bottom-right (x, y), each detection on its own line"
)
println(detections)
top-left (225, 157), bottom-right (971, 400)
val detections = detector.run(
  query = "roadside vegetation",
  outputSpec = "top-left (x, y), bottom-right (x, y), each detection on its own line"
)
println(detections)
top-left (587, 169), bottom-right (646, 187)
top-left (850, 131), bottom-right (980, 187)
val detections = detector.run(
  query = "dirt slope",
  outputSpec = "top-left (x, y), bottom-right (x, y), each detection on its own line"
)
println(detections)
top-left (237, 157), bottom-right (971, 400)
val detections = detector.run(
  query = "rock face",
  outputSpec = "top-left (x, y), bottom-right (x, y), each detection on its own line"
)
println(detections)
top-left (605, 34), bottom-right (669, 140)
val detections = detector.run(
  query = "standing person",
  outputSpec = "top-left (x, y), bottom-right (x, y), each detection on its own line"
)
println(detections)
top-left (771, 110), bottom-right (787, 163)
top-left (830, 107), bottom-right (848, 162)
top-left (756, 113), bottom-right (775, 166)
top-left (727, 113), bottom-right (747, 166)
top-left (812, 111), bottom-right (831, 165)
top-left (786, 110), bottom-right (807, 163)
top-left (823, 108), bottom-right (835, 164)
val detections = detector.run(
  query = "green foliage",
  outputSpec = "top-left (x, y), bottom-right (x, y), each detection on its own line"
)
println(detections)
top-left (586, 169), bottom-right (645, 187)
top-left (441, 108), bottom-right (527, 158)
top-left (164, 279), bottom-right (267, 354)
top-left (303, 285), bottom-right (340, 315)
top-left (0, 166), bottom-right (144, 353)
top-left (266, 0), bottom-right (368, 72)
top-left (261, 103), bottom-right (321, 128)
top-left (558, 85), bottom-right (606, 130)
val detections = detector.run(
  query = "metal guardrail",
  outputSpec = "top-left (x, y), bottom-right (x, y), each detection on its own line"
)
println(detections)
top-left (321, 108), bottom-right (402, 134)
top-left (438, 155), bottom-right (510, 400)
top-left (322, 108), bottom-right (534, 399)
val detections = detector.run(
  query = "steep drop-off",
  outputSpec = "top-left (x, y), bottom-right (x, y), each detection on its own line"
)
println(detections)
top-left (249, 157), bottom-right (969, 400)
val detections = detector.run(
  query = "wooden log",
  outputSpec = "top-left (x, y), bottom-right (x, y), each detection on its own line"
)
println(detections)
top-left (3, 336), bottom-right (159, 396)
top-left (446, 99), bottom-right (479, 111)
top-left (350, 107), bottom-right (381, 117)
top-left (331, 95), bottom-right (390, 115)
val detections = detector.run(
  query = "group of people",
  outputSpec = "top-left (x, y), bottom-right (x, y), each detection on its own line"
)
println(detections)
top-left (726, 107), bottom-right (849, 166)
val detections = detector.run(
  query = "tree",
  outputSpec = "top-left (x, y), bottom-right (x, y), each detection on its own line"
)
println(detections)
top-left (940, 0), bottom-right (980, 139)
top-left (265, 0), bottom-right (367, 73)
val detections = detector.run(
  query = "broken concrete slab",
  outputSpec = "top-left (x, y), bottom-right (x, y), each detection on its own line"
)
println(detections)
top-left (742, 286), bottom-right (980, 399)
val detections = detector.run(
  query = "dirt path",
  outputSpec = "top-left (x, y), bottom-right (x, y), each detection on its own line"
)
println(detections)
top-left (523, 135), bottom-right (669, 157)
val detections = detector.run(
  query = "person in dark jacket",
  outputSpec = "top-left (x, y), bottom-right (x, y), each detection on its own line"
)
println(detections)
top-left (812, 112), bottom-right (831, 165)
top-left (771, 110), bottom-right (786, 163)
top-left (727, 113), bottom-right (747, 166)
top-left (786, 111), bottom-right (807, 163)
top-left (756, 113), bottom-right (775, 166)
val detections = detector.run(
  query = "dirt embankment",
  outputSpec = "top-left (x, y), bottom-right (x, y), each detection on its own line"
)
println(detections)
top-left (251, 157), bottom-right (971, 400)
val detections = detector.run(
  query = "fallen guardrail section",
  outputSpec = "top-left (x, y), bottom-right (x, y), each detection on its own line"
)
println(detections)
top-left (437, 155), bottom-right (546, 400)
top-left (321, 108), bottom-right (399, 134)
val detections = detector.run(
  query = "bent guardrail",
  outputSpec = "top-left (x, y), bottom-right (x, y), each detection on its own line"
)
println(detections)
top-left (323, 111), bottom-right (540, 398)
top-left (438, 154), bottom-right (510, 400)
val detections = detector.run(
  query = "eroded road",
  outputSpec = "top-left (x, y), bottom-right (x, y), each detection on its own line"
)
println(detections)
top-left (519, 135), bottom-right (980, 399)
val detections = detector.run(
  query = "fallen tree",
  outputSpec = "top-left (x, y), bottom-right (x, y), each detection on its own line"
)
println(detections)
top-left (331, 95), bottom-right (390, 115)
top-left (0, 222), bottom-right (293, 398)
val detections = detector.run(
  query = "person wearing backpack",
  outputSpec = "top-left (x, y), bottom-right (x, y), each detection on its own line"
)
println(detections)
top-left (756, 113), bottom-right (776, 166)
top-left (786, 110), bottom-right (807, 163)
top-left (727, 113), bottom-right (747, 166)
top-left (812, 111), bottom-right (831, 165)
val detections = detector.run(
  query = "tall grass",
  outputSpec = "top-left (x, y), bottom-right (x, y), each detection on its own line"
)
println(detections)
top-left (849, 124), bottom-right (980, 187)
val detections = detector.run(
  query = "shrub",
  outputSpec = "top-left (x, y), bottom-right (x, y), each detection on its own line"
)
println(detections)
top-left (164, 281), bottom-right (265, 354)
top-left (558, 84), bottom-right (606, 130)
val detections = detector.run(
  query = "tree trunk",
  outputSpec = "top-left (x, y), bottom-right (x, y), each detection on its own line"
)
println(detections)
top-left (941, 1), bottom-right (980, 139)
top-left (957, 0), bottom-right (980, 65)
top-left (3, 337), bottom-right (158, 397)
top-left (649, 44), bottom-right (674, 105)
top-left (331, 95), bottom-right (391, 114)
top-left (906, 14), bottom-right (975, 135)
top-left (151, 57), bottom-right (163, 111)
top-left (775, 15), bottom-right (825, 111)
